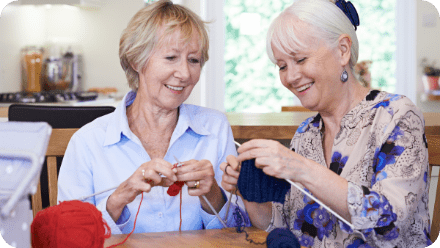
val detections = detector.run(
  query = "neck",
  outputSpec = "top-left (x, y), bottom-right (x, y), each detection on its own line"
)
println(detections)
top-left (126, 91), bottom-right (179, 135)
top-left (320, 79), bottom-right (369, 136)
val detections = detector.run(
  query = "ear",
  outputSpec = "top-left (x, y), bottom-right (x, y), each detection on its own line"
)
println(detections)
top-left (130, 62), bottom-right (139, 72)
top-left (337, 34), bottom-right (352, 67)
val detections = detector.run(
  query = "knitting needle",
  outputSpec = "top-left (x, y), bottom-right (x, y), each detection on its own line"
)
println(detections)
top-left (77, 162), bottom-right (180, 201)
top-left (173, 156), bottom-right (228, 229)
top-left (223, 140), bottom-right (243, 222)
top-left (285, 179), bottom-right (354, 229)
top-left (234, 141), bottom-right (355, 230)
top-left (77, 186), bottom-right (118, 201)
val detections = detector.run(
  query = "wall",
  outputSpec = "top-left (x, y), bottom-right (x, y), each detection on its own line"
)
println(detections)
top-left (78, 0), bottom-right (144, 94)
top-left (0, 0), bottom-right (144, 95)
top-left (417, 0), bottom-right (440, 112)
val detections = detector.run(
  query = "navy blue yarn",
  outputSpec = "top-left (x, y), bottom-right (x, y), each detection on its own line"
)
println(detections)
top-left (237, 159), bottom-right (291, 203)
top-left (233, 189), bottom-right (245, 233)
top-left (232, 187), bottom-right (266, 245)
top-left (335, 0), bottom-right (360, 30)
top-left (267, 228), bottom-right (301, 248)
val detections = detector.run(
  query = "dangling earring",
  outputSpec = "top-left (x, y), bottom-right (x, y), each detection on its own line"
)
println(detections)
top-left (340, 68), bottom-right (348, 82)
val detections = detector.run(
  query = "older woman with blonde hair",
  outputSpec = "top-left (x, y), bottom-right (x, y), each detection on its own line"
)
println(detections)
top-left (58, 0), bottom-right (249, 234)
top-left (221, 0), bottom-right (431, 247)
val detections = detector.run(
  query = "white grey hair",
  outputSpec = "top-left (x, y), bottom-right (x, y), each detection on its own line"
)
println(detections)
top-left (266, 0), bottom-right (359, 69)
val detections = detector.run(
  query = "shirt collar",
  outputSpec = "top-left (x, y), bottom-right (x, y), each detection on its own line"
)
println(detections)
top-left (176, 104), bottom-right (211, 136)
top-left (103, 91), bottom-right (136, 146)
top-left (103, 91), bottom-right (210, 146)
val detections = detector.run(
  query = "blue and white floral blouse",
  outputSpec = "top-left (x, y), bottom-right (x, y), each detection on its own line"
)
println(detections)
top-left (267, 90), bottom-right (432, 247)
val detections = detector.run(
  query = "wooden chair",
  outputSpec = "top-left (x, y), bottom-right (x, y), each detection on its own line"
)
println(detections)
top-left (428, 134), bottom-right (440, 243)
top-left (281, 105), bottom-right (312, 112)
top-left (32, 128), bottom-right (78, 217)
top-left (8, 104), bottom-right (115, 217)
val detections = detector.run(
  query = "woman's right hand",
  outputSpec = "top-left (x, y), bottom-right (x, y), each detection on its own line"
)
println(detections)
top-left (220, 155), bottom-right (241, 196)
top-left (106, 158), bottom-right (177, 222)
top-left (221, 154), bottom-right (272, 230)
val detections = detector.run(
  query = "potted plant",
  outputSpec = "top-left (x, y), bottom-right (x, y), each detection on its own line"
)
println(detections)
top-left (421, 58), bottom-right (440, 92)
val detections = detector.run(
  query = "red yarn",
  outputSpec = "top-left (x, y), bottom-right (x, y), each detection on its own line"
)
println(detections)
top-left (31, 162), bottom-right (187, 248)
top-left (167, 162), bottom-right (185, 196)
top-left (165, 162), bottom-right (184, 231)
top-left (179, 190), bottom-right (183, 232)
top-left (31, 200), bottom-right (111, 248)
top-left (106, 193), bottom-right (144, 248)
top-left (167, 181), bottom-right (185, 196)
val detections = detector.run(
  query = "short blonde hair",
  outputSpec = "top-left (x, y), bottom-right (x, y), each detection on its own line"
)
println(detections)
top-left (267, 0), bottom-right (359, 69)
top-left (119, 0), bottom-right (209, 91)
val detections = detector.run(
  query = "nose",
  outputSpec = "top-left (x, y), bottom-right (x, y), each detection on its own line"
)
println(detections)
top-left (285, 65), bottom-right (301, 85)
top-left (174, 60), bottom-right (190, 81)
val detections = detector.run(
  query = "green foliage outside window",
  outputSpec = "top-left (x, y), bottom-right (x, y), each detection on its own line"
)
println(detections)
top-left (352, 0), bottom-right (396, 92)
top-left (224, 0), bottom-right (396, 112)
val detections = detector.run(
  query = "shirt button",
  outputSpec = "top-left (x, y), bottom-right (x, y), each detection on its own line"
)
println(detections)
top-left (158, 212), bottom-right (163, 218)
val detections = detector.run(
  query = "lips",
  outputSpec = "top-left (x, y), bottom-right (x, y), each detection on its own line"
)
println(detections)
top-left (296, 82), bottom-right (314, 92)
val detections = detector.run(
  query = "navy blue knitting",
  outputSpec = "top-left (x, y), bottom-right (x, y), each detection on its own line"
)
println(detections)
top-left (237, 159), bottom-right (291, 203)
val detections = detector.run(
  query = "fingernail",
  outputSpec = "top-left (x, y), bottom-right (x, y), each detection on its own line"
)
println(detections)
top-left (173, 168), bottom-right (177, 173)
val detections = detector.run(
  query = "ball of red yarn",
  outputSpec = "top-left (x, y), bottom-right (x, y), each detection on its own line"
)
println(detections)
top-left (31, 200), bottom-right (111, 248)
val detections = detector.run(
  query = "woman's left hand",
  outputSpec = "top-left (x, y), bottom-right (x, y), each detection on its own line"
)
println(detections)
top-left (175, 159), bottom-right (225, 214)
top-left (175, 159), bottom-right (217, 196)
top-left (237, 139), bottom-right (309, 183)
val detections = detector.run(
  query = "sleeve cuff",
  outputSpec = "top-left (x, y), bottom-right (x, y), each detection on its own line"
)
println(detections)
top-left (96, 195), bottom-right (131, 234)
top-left (346, 181), bottom-right (379, 229)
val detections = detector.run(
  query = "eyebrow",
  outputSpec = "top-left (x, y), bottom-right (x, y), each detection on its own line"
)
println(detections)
top-left (167, 47), bottom-right (201, 55)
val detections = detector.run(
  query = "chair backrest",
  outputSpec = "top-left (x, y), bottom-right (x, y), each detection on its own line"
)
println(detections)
top-left (8, 104), bottom-right (115, 128)
top-left (428, 134), bottom-right (440, 243)
top-left (8, 104), bottom-right (115, 218)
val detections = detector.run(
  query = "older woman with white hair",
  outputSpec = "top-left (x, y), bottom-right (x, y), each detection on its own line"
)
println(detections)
top-left (221, 0), bottom-right (431, 247)
top-left (58, 0), bottom-right (249, 234)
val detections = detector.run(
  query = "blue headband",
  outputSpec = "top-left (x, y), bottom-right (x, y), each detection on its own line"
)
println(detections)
top-left (335, 0), bottom-right (360, 30)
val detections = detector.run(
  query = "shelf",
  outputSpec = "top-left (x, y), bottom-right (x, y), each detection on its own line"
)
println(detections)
top-left (421, 90), bottom-right (440, 102)
top-left (427, 93), bottom-right (440, 101)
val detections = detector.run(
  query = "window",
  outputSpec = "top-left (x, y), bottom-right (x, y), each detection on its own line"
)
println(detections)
top-left (223, 0), bottom-right (397, 112)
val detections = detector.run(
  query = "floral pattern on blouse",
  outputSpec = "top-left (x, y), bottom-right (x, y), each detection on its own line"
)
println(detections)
top-left (293, 189), bottom-right (337, 247)
top-left (268, 90), bottom-right (432, 247)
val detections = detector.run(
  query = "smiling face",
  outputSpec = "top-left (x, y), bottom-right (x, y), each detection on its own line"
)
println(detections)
top-left (272, 27), bottom-right (345, 112)
top-left (137, 29), bottom-right (202, 111)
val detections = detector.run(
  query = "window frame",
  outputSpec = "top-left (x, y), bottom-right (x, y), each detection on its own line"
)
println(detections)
top-left (200, 0), bottom-right (416, 112)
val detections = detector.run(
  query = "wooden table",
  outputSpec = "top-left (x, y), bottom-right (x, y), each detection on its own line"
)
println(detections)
top-left (104, 227), bottom-right (268, 248)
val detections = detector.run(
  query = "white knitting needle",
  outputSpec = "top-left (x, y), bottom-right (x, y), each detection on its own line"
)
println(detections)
top-left (77, 186), bottom-right (118, 201)
top-left (77, 160), bottom-right (182, 201)
top-left (234, 141), bottom-right (354, 229)
top-left (173, 156), bottom-right (228, 228)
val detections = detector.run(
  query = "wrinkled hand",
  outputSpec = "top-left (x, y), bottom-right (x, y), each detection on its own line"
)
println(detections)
top-left (109, 158), bottom-right (177, 207)
top-left (237, 139), bottom-right (308, 182)
top-left (175, 159), bottom-right (217, 196)
top-left (220, 155), bottom-right (241, 195)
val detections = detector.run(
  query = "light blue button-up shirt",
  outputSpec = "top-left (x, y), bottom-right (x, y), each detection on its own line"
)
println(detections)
top-left (58, 91), bottom-right (249, 234)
